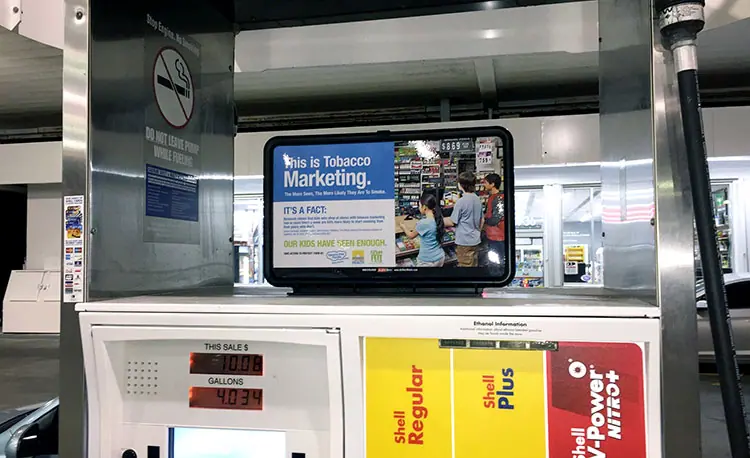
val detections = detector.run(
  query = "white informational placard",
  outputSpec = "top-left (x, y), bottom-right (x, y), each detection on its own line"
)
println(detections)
top-left (564, 261), bottom-right (578, 275)
top-left (63, 195), bottom-right (85, 303)
top-left (476, 141), bottom-right (494, 172)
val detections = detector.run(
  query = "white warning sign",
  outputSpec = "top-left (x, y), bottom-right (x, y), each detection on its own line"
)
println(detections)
top-left (153, 47), bottom-right (194, 129)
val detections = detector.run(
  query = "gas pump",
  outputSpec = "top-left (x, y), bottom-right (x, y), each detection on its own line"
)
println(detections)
top-left (78, 294), bottom-right (663, 458)
top-left (59, 0), bottom-right (743, 457)
top-left (77, 127), bottom-right (664, 458)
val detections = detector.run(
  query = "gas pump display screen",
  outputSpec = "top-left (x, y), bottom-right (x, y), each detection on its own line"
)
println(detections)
top-left (189, 352), bottom-right (263, 376)
top-left (189, 387), bottom-right (263, 410)
top-left (264, 127), bottom-right (515, 288)
top-left (170, 427), bottom-right (285, 458)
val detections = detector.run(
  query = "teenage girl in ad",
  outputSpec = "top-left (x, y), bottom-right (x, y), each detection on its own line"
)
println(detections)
top-left (400, 193), bottom-right (446, 267)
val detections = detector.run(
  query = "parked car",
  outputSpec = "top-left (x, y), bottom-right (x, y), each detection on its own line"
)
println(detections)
top-left (0, 398), bottom-right (57, 458)
top-left (697, 273), bottom-right (750, 363)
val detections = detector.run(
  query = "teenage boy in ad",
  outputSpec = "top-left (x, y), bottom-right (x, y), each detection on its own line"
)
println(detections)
top-left (445, 172), bottom-right (483, 267)
top-left (483, 173), bottom-right (506, 266)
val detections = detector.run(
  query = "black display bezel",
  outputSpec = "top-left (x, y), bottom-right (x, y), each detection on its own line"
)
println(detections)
top-left (262, 126), bottom-right (516, 289)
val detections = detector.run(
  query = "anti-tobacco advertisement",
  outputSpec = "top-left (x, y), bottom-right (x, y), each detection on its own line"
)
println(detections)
top-left (272, 142), bottom-right (396, 269)
top-left (270, 134), bottom-right (509, 273)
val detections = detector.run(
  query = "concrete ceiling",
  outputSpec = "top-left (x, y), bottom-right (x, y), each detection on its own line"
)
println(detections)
top-left (0, 27), bottom-right (61, 129)
top-left (232, 1), bottom-right (750, 116)
top-left (0, 0), bottom-right (749, 132)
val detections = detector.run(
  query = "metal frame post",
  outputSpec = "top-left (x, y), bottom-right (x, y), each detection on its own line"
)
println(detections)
top-left (60, 0), bottom-right (89, 457)
top-left (542, 184), bottom-right (563, 287)
top-left (600, 0), bottom-right (702, 455)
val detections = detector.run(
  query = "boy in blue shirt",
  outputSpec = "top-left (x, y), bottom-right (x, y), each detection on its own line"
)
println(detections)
top-left (445, 172), bottom-right (483, 267)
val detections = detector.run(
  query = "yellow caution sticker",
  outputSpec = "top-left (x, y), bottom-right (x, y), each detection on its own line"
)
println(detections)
top-left (364, 337), bottom-right (452, 458)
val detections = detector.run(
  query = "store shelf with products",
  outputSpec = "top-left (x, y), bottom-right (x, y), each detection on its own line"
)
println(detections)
top-left (395, 143), bottom-right (432, 215)
top-left (714, 187), bottom-right (732, 271)
top-left (393, 137), bottom-right (504, 214)
top-left (513, 242), bottom-right (544, 288)
top-left (234, 196), bottom-right (264, 285)
top-left (391, 136), bottom-right (507, 269)
top-left (695, 185), bottom-right (733, 277)
top-left (514, 181), bottom-right (545, 287)
top-left (235, 243), bottom-right (259, 284)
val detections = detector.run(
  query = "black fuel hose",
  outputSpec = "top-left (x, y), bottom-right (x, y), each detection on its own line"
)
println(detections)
top-left (657, 2), bottom-right (749, 455)
top-left (677, 64), bottom-right (750, 458)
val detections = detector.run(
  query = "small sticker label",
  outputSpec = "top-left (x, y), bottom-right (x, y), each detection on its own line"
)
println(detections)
top-left (63, 195), bottom-right (85, 303)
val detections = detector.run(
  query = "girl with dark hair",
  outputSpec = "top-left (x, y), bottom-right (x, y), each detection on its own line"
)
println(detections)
top-left (400, 193), bottom-right (446, 267)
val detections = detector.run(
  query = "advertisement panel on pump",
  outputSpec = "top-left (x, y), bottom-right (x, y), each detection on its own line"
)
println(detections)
top-left (263, 127), bottom-right (516, 288)
top-left (364, 337), bottom-right (647, 458)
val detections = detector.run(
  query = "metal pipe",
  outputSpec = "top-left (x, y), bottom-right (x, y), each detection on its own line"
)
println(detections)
top-left (440, 98), bottom-right (451, 122)
top-left (657, 2), bottom-right (750, 457)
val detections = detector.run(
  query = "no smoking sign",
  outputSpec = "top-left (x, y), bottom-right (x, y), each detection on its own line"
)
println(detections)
top-left (153, 47), bottom-right (194, 128)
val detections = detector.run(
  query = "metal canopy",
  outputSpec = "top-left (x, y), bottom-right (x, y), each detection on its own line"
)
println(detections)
top-left (0, 28), bottom-right (61, 131)
top-left (1, 0), bottom-right (749, 136)
top-left (225, 0), bottom-right (577, 29)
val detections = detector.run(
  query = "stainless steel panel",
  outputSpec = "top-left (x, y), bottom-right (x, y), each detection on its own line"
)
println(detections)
top-left (712, 107), bottom-right (750, 158)
top-left (702, 108), bottom-right (716, 157)
top-left (60, 1), bottom-right (89, 457)
top-left (543, 184), bottom-right (563, 287)
top-left (599, 0), bottom-right (701, 456)
top-left (504, 117), bottom-right (544, 167)
top-left (61, 1), bottom-right (235, 457)
top-left (87, 2), bottom-right (235, 297)
top-left (599, 0), bottom-right (656, 293)
top-left (541, 115), bottom-right (600, 165)
top-left (651, 32), bottom-right (702, 458)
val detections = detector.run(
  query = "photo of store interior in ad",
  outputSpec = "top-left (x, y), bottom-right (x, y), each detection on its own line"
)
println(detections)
top-left (393, 136), bottom-right (505, 271)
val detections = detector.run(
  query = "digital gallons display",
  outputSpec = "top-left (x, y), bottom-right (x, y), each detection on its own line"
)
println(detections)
top-left (190, 352), bottom-right (264, 376)
top-left (264, 127), bottom-right (515, 287)
top-left (189, 387), bottom-right (263, 410)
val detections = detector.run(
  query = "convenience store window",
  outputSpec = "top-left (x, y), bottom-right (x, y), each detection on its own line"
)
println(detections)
top-left (562, 187), bottom-right (602, 285)
top-left (234, 195), bottom-right (264, 285)
top-left (713, 183), bottom-right (732, 272)
top-left (514, 188), bottom-right (545, 287)
top-left (695, 182), bottom-right (734, 278)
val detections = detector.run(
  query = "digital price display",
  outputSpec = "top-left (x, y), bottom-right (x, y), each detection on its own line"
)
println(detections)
top-left (189, 387), bottom-right (263, 411)
top-left (189, 352), bottom-right (263, 376)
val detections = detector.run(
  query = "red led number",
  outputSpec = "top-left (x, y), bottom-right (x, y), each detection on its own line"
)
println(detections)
top-left (189, 353), bottom-right (263, 376)
top-left (189, 387), bottom-right (262, 410)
